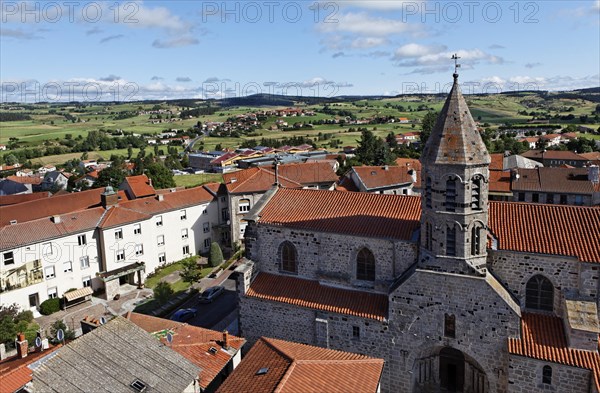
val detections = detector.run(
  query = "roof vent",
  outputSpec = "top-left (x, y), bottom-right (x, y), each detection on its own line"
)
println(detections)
top-left (51, 215), bottom-right (61, 224)
top-left (230, 178), bottom-right (237, 183)
top-left (130, 379), bottom-right (147, 392)
top-left (370, 171), bottom-right (377, 176)
top-left (9, 220), bottom-right (17, 225)
top-left (209, 346), bottom-right (218, 355)
top-left (156, 194), bottom-right (164, 202)
top-left (256, 368), bottom-right (269, 376)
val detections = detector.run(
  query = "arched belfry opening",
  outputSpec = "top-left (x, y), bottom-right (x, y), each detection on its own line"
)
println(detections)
top-left (439, 347), bottom-right (465, 391)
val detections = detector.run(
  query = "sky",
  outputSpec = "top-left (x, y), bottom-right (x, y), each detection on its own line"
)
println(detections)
top-left (1, 0), bottom-right (599, 102)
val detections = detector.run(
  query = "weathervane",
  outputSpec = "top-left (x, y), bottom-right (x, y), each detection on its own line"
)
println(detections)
top-left (451, 53), bottom-right (461, 76)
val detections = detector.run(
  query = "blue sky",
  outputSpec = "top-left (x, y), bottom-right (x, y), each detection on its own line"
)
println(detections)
top-left (1, 0), bottom-right (599, 101)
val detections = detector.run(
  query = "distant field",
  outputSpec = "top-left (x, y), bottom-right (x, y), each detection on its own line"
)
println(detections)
top-left (174, 173), bottom-right (223, 188)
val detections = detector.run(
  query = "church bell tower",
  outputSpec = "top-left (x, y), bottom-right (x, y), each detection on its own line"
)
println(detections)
top-left (419, 58), bottom-right (491, 276)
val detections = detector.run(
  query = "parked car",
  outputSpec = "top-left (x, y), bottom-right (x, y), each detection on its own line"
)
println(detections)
top-left (171, 308), bottom-right (197, 322)
top-left (199, 286), bottom-right (224, 303)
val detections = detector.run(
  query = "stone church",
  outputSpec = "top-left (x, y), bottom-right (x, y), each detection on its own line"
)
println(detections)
top-left (236, 72), bottom-right (600, 393)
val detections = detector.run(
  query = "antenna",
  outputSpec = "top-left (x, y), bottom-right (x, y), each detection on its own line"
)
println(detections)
top-left (451, 53), bottom-right (461, 76)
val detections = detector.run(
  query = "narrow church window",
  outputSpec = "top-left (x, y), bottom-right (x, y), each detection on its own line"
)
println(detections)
top-left (526, 275), bottom-right (553, 312)
top-left (280, 242), bottom-right (297, 274)
top-left (425, 222), bottom-right (433, 251)
top-left (356, 248), bottom-right (375, 281)
top-left (471, 226), bottom-right (481, 256)
top-left (352, 326), bottom-right (360, 339)
top-left (445, 178), bottom-right (456, 212)
top-left (542, 365), bottom-right (552, 384)
top-left (444, 314), bottom-right (456, 338)
top-left (426, 177), bottom-right (432, 208)
top-left (446, 226), bottom-right (456, 257)
top-left (471, 176), bottom-right (482, 210)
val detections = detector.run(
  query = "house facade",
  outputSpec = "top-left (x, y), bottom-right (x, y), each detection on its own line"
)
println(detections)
top-left (235, 74), bottom-right (600, 393)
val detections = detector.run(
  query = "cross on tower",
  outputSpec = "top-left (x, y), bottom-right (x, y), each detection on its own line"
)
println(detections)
top-left (451, 53), bottom-right (461, 75)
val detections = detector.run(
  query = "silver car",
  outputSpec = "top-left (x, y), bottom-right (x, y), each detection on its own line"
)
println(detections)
top-left (199, 286), bottom-right (224, 303)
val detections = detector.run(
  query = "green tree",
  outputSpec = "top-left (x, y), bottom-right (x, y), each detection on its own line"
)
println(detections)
top-left (355, 129), bottom-right (379, 165)
top-left (209, 242), bottom-right (224, 267)
top-left (49, 320), bottom-right (75, 343)
top-left (179, 258), bottom-right (202, 285)
top-left (127, 145), bottom-right (133, 159)
top-left (3, 154), bottom-right (18, 166)
top-left (94, 165), bottom-right (127, 189)
top-left (153, 281), bottom-right (174, 304)
top-left (145, 162), bottom-right (176, 189)
top-left (420, 111), bottom-right (438, 147)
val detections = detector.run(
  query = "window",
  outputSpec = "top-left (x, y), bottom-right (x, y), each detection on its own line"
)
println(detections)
top-left (446, 226), bottom-right (456, 257)
top-left (203, 222), bottom-right (210, 233)
top-left (444, 314), bottom-right (456, 338)
top-left (356, 248), bottom-right (375, 281)
top-left (116, 249), bottom-right (125, 261)
top-left (114, 228), bottom-right (123, 240)
top-left (63, 261), bottom-right (73, 273)
top-left (204, 238), bottom-right (211, 248)
top-left (221, 208), bottom-right (229, 221)
top-left (156, 215), bottom-right (163, 227)
top-left (134, 223), bottom-right (142, 235)
top-left (471, 176), bottom-right (482, 210)
top-left (532, 193), bottom-right (539, 203)
top-left (575, 195), bottom-right (584, 206)
top-left (47, 287), bottom-right (58, 299)
top-left (239, 199), bottom-right (251, 213)
top-left (82, 276), bottom-right (92, 288)
top-left (135, 244), bottom-right (144, 256)
top-left (181, 229), bottom-right (189, 240)
top-left (560, 194), bottom-right (568, 205)
top-left (180, 210), bottom-right (187, 220)
top-left (202, 208), bottom-right (208, 215)
top-left (220, 196), bottom-right (227, 203)
top-left (157, 235), bottom-right (165, 247)
top-left (44, 266), bottom-right (55, 280)
top-left (28, 293), bottom-right (39, 308)
top-left (158, 253), bottom-right (166, 264)
top-left (471, 226), bottom-right (481, 256)
top-left (445, 178), bottom-right (456, 212)
top-left (352, 326), bottom-right (360, 339)
top-left (425, 177), bottom-right (432, 208)
top-left (78, 234), bottom-right (87, 246)
top-left (526, 275), bottom-right (554, 312)
top-left (546, 193), bottom-right (554, 204)
top-left (131, 379), bottom-right (146, 393)
top-left (518, 192), bottom-right (525, 202)
top-left (80, 255), bottom-right (90, 269)
top-left (43, 242), bottom-right (53, 256)
top-left (542, 365), bottom-right (552, 384)
top-left (280, 242), bottom-right (297, 274)
top-left (183, 245), bottom-right (190, 255)
top-left (3, 252), bottom-right (14, 266)
top-left (425, 222), bottom-right (433, 251)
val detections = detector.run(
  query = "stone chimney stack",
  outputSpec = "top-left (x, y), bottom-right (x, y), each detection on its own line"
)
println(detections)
top-left (16, 333), bottom-right (28, 358)
top-left (101, 185), bottom-right (119, 208)
top-left (222, 330), bottom-right (230, 350)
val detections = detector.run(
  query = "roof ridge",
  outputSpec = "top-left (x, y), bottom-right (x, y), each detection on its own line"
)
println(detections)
top-left (273, 357), bottom-right (297, 393)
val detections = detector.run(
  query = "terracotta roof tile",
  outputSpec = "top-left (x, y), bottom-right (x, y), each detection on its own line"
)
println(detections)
top-left (217, 337), bottom-right (383, 393)
top-left (489, 153), bottom-right (505, 171)
top-left (512, 167), bottom-right (598, 194)
top-left (0, 345), bottom-right (61, 393)
top-left (351, 165), bottom-right (416, 190)
top-left (0, 192), bottom-right (50, 206)
top-left (508, 313), bottom-right (600, 389)
top-left (127, 312), bottom-right (245, 390)
top-left (522, 150), bottom-right (588, 161)
top-left (122, 174), bottom-right (155, 198)
top-left (116, 186), bottom-right (215, 217)
top-left (489, 171), bottom-right (512, 193)
top-left (335, 176), bottom-right (359, 192)
top-left (246, 272), bottom-right (388, 321)
top-left (6, 176), bottom-right (43, 185)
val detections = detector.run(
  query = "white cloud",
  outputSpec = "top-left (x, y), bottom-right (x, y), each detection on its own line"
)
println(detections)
top-left (393, 47), bottom-right (504, 73)
top-left (336, 1), bottom-right (416, 10)
top-left (318, 12), bottom-right (421, 36)
top-left (351, 37), bottom-right (388, 49)
top-left (152, 37), bottom-right (199, 48)
top-left (0, 28), bottom-right (40, 40)
top-left (394, 43), bottom-right (445, 58)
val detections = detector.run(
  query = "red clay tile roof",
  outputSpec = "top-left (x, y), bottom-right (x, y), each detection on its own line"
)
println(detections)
top-left (508, 313), bottom-right (600, 390)
top-left (0, 188), bottom-right (128, 227)
top-left (127, 312), bottom-right (245, 390)
top-left (336, 176), bottom-right (359, 192)
top-left (118, 185), bottom-right (214, 214)
top-left (247, 272), bottom-right (388, 321)
top-left (351, 165), bottom-right (416, 190)
top-left (579, 152), bottom-right (600, 161)
top-left (6, 176), bottom-right (43, 185)
top-left (489, 171), bottom-right (512, 194)
top-left (522, 150), bottom-right (588, 161)
top-left (395, 158), bottom-right (422, 187)
top-left (488, 202), bottom-right (600, 263)
top-left (122, 174), bottom-right (155, 198)
top-left (490, 153), bottom-right (504, 171)
top-left (217, 337), bottom-right (384, 393)
top-left (0, 192), bottom-right (50, 206)
top-left (98, 205), bottom-right (151, 229)
top-left (256, 188), bottom-right (421, 241)
top-left (512, 167), bottom-right (599, 194)
top-left (0, 345), bottom-right (61, 393)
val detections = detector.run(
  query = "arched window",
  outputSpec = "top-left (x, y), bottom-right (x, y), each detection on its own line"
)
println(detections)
top-left (471, 176), bottom-right (483, 210)
top-left (239, 198), bottom-right (251, 213)
top-left (280, 242), bottom-right (297, 274)
top-left (471, 225), bottom-right (481, 256)
top-left (425, 222), bottom-right (433, 251)
top-left (542, 365), bottom-right (552, 384)
top-left (526, 275), bottom-right (554, 311)
top-left (445, 177), bottom-right (456, 212)
top-left (425, 177), bottom-right (432, 209)
top-left (446, 225), bottom-right (456, 257)
top-left (357, 248), bottom-right (375, 281)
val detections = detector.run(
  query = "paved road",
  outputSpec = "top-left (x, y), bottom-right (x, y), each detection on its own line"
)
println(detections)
top-left (172, 278), bottom-right (238, 329)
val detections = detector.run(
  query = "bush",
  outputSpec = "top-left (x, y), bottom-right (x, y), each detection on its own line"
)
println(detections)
top-left (39, 298), bottom-right (61, 315)
top-left (209, 242), bottom-right (224, 267)
top-left (49, 320), bottom-right (75, 343)
top-left (154, 281), bottom-right (174, 304)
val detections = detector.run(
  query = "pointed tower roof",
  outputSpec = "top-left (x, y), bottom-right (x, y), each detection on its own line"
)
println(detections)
top-left (422, 73), bottom-right (491, 165)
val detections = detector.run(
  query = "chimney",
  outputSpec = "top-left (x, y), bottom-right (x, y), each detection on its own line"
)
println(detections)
top-left (16, 333), bottom-right (28, 358)
top-left (222, 330), bottom-right (230, 350)
top-left (408, 169), bottom-right (417, 184)
top-left (384, 165), bottom-right (389, 171)
top-left (156, 194), bottom-right (164, 202)
top-left (51, 215), bottom-right (61, 224)
top-left (588, 165), bottom-right (599, 184)
top-left (101, 185), bottom-right (119, 208)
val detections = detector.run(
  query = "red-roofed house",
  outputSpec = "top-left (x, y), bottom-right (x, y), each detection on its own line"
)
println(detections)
top-left (120, 174), bottom-right (156, 199)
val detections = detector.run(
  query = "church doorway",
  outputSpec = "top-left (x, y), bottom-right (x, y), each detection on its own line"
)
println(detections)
top-left (439, 347), bottom-right (464, 392)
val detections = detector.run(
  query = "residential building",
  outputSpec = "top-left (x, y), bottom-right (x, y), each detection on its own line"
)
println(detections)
top-left (341, 165), bottom-right (418, 195)
top-left (119, 174), bottom-right (156, 199)
top-left (235, 73), bottom-right (600, 393)
top-left (522, 149), bottom-right (590, 167)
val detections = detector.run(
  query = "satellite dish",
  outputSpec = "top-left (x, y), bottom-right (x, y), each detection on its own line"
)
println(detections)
top-left (100, 316), bottom-right (107, 325)
top-left (166, 333), bottom-right (173, 344)
top-left (35, 336), bottom-right (42, 348)
top-left (56, 329), bottom-right (64, 341)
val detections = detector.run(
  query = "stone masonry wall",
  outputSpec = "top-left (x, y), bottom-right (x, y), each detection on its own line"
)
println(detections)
top-left (508, 356), bottom-right (592, 393)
